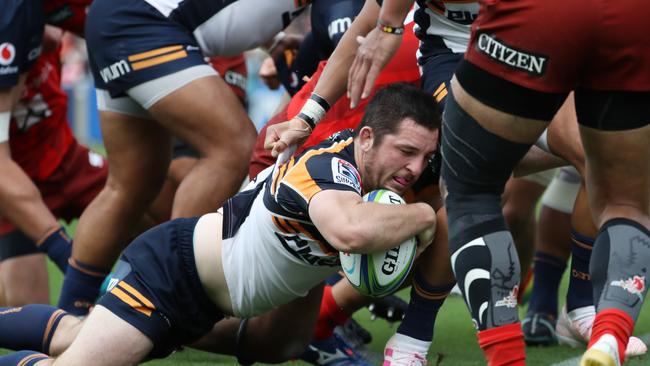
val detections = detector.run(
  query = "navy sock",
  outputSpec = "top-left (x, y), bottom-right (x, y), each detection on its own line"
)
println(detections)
top-left (0, 351), bottom-right (51, 366)
top-left (527, 251), bottom-right (566, 317)
top-left (0, 305), bottom-right (66, 353)
top-left (397, 270), bottom-right (454, 342)
top-left (566, 230), bottom-right (594, 312)
top-left (58, 259), bottom-right (110, 316)
top-left (37, 227), bottom-right (72, 273)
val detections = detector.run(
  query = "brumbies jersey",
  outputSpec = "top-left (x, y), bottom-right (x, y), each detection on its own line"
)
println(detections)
top-left (414, 0), bottom-right (478, 53)
top-left (142, 0), bottom-right (310, 56)
top-left (221, 130), bottom-right (362, 317)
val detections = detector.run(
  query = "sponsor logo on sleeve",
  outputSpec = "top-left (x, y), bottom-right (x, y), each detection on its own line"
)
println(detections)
top-left (475, 32), bottom-right (548, 76)
top-left (0, 43), bottom-right (16, 66)
top-left (331, 158), bottom-right (362, 193)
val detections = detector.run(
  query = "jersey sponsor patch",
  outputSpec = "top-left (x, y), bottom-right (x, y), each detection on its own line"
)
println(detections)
top-left (475, 31), bottom-right (548, 76)
top-left (331, 157), bottom-right (361, 193)
top-left (0, 43), bottom-right (16, 66)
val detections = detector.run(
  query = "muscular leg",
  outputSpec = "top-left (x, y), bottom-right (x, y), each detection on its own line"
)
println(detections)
top-left (146, 76), bottom-right (257, 218)
top-left (581, 122), bottom-right (650, 364)
top-left (146, 156), bottom-right (197, 225)
top-left (59, 112), bottom-right (171, 314)
top-left (442, 79), bottom-right (551, 365)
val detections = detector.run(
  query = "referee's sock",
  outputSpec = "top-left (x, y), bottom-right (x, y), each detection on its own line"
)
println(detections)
top-left (0, 351), bottom-right (51, 366)
top-left (36, 227), bottom-right (72, 273)
top-left (58, 258), bottom-right (110, 316)
top-left (0, 305), bottom-right (67, 354)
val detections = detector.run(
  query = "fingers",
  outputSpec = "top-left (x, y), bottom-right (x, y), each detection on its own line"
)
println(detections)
top-left (348, 55), bottom-right (372, 109)
top-left (271, 139), bottom-right (288, 158)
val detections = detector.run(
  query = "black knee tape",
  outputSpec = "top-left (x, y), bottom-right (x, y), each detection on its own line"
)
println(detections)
top-left (591, 218), bottom-right (650, 321)
top-left (235, 318), bottom-right (254, 365)
top-left (0, 230), bottom-right (39, 261)
top-left (440, 90), bottom-right (532, 196)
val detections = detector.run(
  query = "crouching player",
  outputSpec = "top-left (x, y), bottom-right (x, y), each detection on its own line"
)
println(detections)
top-left (0, 83), bottom-right (439, 366)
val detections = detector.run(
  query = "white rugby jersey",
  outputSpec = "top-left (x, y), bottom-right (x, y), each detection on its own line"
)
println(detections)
top-left (414, 0), bottom-right (479, 52)
top-left (220, 131), bottom-right (362, 317)
top-left (144, 0), bottom-right (311, 56)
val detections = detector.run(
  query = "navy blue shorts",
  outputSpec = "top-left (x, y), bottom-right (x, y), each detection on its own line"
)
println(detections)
top-left (85, 0), bottom-right (206, 97)
top-left (418, 48), bottom-right (463, 113)
top-left (97, 217), bottom-right (224, 359)
top-left (0, 0), bottom-right (44, 88)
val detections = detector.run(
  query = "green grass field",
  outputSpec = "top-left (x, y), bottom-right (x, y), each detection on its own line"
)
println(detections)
top-left (2, 224), bottom-right (650, 365)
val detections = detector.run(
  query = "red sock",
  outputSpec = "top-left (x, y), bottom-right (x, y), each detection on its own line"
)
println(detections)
top-left (313, 285), bottom-right (351, 341)
top-left (477, 323), bottom-right (526, 366)
top-left (588, 308), bottom-right (634, 364)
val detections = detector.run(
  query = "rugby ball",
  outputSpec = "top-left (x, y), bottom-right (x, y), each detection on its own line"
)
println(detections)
top-left (339, 189), bottom-right (417, 297)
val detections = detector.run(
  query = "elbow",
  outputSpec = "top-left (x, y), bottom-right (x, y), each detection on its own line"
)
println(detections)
top-left (329, 228), bottom-right (373, 254)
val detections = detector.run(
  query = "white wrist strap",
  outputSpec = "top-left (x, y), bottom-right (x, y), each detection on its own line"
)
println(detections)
top-left (0, 111), bottom-right (11, 143)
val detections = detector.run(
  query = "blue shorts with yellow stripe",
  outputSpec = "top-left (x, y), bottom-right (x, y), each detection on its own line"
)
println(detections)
top-left (85, 0), bottom-right (206, 97)
top-left (97, 217), bottom-right (224, 359)
top-left (418, 46), bottom-right (463, 112)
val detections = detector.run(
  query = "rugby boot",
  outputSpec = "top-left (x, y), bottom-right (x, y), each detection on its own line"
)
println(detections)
top-left (522, 312), bottom-right (557, 346)
top-left (580, 334), bottom-right (620, 366)
top-left (300, 333), bottom-right (374, 366)
top-left (367, 295), bottom-right (408, 322)
top-left (383, 333), bottom-right (429, 366)
top-left (557, 306), bottom-right (647, 358)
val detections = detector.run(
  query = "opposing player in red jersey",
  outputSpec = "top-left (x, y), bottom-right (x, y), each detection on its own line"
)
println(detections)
top-left (0, 25), bottom-right (108, 307)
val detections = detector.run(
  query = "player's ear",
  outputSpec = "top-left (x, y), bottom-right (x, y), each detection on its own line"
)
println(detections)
top-left (358, 126), bottom-right (374, 151)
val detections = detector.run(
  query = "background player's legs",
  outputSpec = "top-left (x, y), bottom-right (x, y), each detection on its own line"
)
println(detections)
top-left (0, 254), bottom-right (49, 306)
top-left (146, 75), bottom-right (257, 217)
top-left (192, 284), bottom-right (323, 363)
top-left (580, 122), bottom-right (650, 365)
top-left (52, 305), bottom-right (153, 366)
top-left (58, 112), bottom-right (171, 314)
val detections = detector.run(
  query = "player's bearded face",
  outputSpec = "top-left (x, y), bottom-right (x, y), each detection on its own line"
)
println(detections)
top-left (363, 119), bottom-right (438, 194)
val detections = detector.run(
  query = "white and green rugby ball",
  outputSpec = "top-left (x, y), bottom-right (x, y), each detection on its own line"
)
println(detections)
top-left (339, 189), bottom-right (417, 297)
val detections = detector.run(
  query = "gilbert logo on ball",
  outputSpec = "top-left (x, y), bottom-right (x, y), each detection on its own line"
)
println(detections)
top-left (339, 189), bottom-right (417, 297)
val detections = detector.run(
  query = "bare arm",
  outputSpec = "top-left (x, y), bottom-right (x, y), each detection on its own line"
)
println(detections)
top-left (0, 84), bottom-right (60, 242)
top-left (308, 189), bottom-right (436, 253)
top-left (347, 0), bottom-right (414, 107)
top-left (264, 0), bottom-right (381, 158)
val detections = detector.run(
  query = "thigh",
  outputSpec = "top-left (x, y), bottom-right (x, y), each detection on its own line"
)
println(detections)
top-left (579, 124), bottom-right (650, 228)
top-left (144, 74), bottom-right (256, 156)
top-left (100, 110), bottom-right (171, 195)
top-left (53, 305), bottom-right (153, 366)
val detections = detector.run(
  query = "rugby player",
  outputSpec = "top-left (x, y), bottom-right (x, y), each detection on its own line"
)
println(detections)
top-left (0, 1), bottom-right (108, 307)
top-left (58, 0), bottom-right (310, 315)
top-left (0, 29), bottom-right (108, 307)
top-left (346, 1), bottom-right (650, 365)
top-left (0, 83), bottom-right (439, 366)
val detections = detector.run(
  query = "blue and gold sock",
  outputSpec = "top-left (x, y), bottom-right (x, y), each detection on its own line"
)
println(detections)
top-left (36, 227), bottom-right (72, 273)
top-left (566, 230), bottom-right (594, 312)
top-left (0, 351), bottom-right (51, 366)
top-left (58, 258), bottom-right (110, 316)
top-left (397, 270), bottom-right (454, 342)
top-left (0, 305), bottom-right (67, 353)
top-left (527, 251), bottom-right (566, 317)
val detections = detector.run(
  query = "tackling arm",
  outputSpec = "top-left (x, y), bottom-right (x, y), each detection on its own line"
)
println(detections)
top-left (309, 189), bottom-right (436, 254)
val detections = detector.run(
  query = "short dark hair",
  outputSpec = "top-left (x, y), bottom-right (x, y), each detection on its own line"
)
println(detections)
top-left (354, 83), bottom-right (440, 145)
